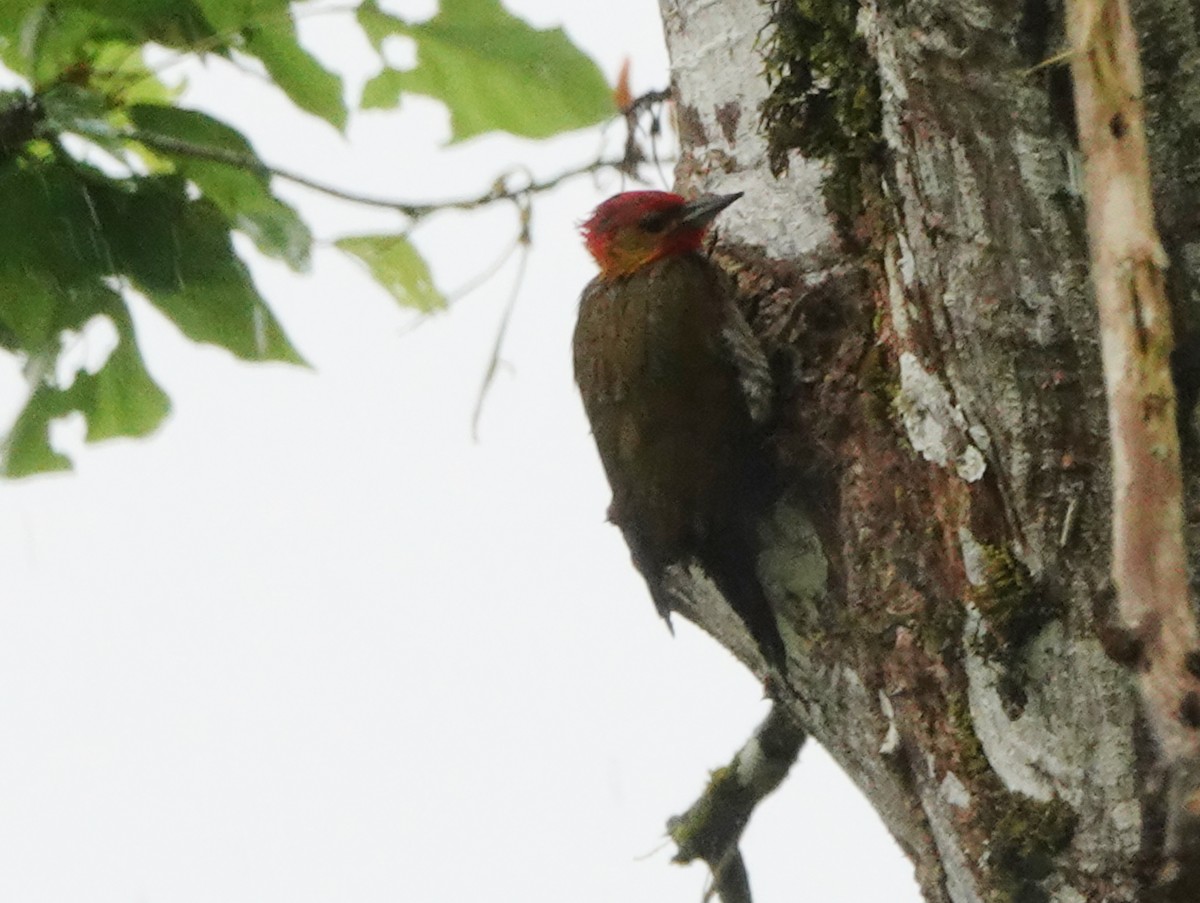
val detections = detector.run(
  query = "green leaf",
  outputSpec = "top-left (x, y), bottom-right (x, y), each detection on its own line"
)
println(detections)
top-left (0, 163), bottom-right (116, 305)
top-left (83, 174), bottom-right (307, 364)
top-left (0, 267), bottom-right (59, 350)
top-left (183, 1), bottom-right (345, 128)
top-left (0, 285), bottom-right (169, 477)
top-left (360, 67), bottom-right (406, 111)
top-left (0, 158), bottom-right (305, 476)
top-left (89, 42), bottom-right (176, 107)
top-left (0, 162), bottom-right (304, 362)
top-left (359, 0), bottom-right (614, 141)
top-left (128, 103), bottom-right (312, 270)
top-left (69, 0), bottom-right (217, 49)
top-left (8, 4), bottom-right (122, 84)
top-left (38, 82), bottom-right (124, 152)
top-left (67, 300), bottom-right (171, 442)
top-left (0, 157), bottom-right (305, 475)
top-left (2, 384), bottom-right (72, 477)
top-left (336, 235), bottom-right (445, 313)
top-left (193, 0), bottom-right (281, 24)
top-left (0, 0), bottom-right (45, 41)
top-left (0, 162), bottom-right (304, 364)
top-left (1, 6), bottom-right (185, 113)
top-left (356, 0), bottom-right (404, 51)
top-left (244, 21), bottom-right (347, 131)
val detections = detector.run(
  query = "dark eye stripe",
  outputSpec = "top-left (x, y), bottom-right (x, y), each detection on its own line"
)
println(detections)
top-left (639, 211), bottom-right (671, 233)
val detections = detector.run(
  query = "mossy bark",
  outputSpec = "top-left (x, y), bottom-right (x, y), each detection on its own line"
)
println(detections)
top-left (658, 0), bottom-right (1200, 899)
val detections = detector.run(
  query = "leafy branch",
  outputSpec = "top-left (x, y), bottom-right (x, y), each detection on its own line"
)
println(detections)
top-left (0, 0), bottom-right (678, 476)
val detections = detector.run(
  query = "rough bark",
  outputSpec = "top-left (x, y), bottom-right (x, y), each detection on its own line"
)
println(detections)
top-left (656, 0), bottom-right (1200, 899)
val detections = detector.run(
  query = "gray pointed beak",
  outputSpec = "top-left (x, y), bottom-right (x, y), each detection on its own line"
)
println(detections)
top-left (678, 192), bottom-right (743, 229)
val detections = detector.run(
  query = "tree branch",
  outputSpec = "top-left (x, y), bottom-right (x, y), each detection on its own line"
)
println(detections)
top-left (667, 704), bottom-right (805, 903)
top-left (1066, 0), bottom-right (1200, 891)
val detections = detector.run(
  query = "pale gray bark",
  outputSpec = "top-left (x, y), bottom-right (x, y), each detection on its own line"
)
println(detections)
top-left (657, 0), bottom-right (1200, 899)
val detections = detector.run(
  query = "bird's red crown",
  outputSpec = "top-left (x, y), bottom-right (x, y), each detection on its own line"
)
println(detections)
top-left (581, 190), bottom-right (742, 279)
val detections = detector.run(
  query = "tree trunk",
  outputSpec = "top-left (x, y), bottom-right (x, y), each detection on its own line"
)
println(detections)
top-left (657, 0), bottom-right (1200, 899)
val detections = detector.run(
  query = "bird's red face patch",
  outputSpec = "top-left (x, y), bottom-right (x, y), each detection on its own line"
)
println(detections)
top-left (581, 191), bottom-right (707, 279)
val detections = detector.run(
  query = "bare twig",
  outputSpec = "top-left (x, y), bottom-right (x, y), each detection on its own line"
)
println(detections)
top-left (471, 199), bottom-right (532, 440)
top-left (112, 87), bottom-right (674, 221)
top-left (443, 234), bottom-right (525, 305)
top-left (621, 87), bottom-right (673, 121)
top-left (120, 126), bottom-right (631, 220)
top-left (1065, 0), bottom-right (1200, 890)
top-left (618, 86), bottom-right (672, 178)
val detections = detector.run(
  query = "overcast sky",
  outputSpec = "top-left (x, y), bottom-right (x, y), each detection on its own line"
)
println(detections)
top-left (0, 2), bottom-right (921, 901)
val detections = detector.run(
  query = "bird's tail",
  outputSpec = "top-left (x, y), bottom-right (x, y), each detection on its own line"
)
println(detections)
top-left (699, 530), bottom-right (788, 675)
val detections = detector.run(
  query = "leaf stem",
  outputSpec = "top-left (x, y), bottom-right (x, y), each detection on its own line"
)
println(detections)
top-left (124, 125), bottom-right (634, 220)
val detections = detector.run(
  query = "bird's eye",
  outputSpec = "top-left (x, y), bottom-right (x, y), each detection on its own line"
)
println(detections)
top-left (638, 211), bottom-right (671, 233)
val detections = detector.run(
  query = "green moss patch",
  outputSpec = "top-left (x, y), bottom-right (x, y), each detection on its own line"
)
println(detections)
top-left (759, 0), bottom-right (883, 220)
top-left (989, 794), bottom-right (1077, 902)
top-left (971, 545), bottom-right (1049, 649)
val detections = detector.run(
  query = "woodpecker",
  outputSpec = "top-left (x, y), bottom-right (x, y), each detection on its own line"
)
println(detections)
top-left (573, 190), bottom-right (786, 672)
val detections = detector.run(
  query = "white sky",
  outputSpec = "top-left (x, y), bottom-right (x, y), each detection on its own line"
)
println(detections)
top-left (0, 2), bottom-right (922, 901)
